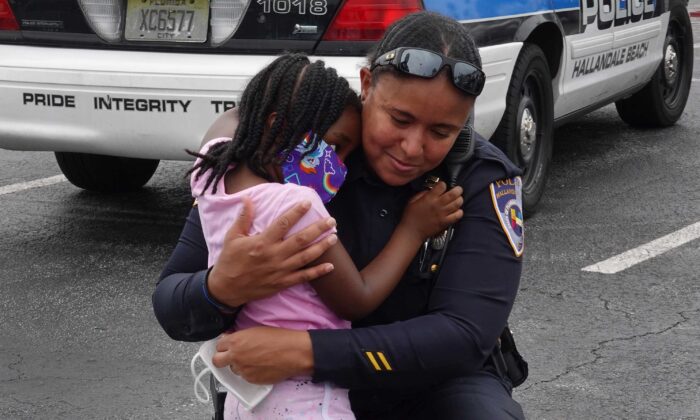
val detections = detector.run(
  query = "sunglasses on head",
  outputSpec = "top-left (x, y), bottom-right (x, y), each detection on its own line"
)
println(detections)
top-left (370, 47), bottom-right (486, 96)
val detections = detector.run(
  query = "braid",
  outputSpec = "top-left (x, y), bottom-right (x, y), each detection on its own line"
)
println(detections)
top-left (187, 53), bottom-right (360, 194)
top-left (317, 75), bottom-right (351, 135)
top-left (252, 57), bottom-right (307, 172)
top-left (280, 63), bottom-right (324, 158)
top-left (368, 11), bottom-right (482, 84)
top-left (278, 61), bottom-right (322, 155)
top-left (307, 62), bottom-right (334, 142)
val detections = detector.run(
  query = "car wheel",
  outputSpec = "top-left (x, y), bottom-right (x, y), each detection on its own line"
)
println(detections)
top-left (615, 8), bottom-right (693, 127)
top-left (55, 152), bottom-right (159, 192)
top-left (492, 43), bottom-right (554, 215)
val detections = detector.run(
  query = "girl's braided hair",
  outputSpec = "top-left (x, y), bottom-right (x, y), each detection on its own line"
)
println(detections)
top-left (189, 53), bottom-right (360, 194)
top-left (368, 11), bottom-right (481, 88)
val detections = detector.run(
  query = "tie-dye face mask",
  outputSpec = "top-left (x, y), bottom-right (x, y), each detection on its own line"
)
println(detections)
top-left (280, 131), bottom-right (348, 203)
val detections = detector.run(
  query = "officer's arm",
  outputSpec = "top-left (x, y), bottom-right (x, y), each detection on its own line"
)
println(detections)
top-left (309, 182), bottom-right (522, 389)
top-left (152, 201), bottom-right (339, 342)
top-left (152, 206), bottom-right (237, 342)
top-left (153, 109), bottom-right (242, 341)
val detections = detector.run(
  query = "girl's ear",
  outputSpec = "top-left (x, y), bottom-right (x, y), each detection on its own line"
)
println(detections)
top-left (266, 112), bottom-right (277, 129)
top-left (359, 67), bottom-right (372, 103)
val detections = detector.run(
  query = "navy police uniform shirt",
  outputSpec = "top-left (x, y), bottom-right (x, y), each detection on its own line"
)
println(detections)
top-left (152, 132), bottom-right (524, 410)
top-left (310, 134), bottom-right (523, 409)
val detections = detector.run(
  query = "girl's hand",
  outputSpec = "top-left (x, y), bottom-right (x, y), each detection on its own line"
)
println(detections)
top-left (401, 181), bottom-right (463, 241)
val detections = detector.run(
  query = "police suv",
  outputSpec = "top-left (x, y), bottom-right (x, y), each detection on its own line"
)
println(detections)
top-left (0, 0), bottom-right (694, 211)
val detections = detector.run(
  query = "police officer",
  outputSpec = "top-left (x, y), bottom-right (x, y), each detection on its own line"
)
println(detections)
top-left (153, 11), bottom-right (525, 419)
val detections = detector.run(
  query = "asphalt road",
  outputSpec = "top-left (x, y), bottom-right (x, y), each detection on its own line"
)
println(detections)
top-left (2, 21), bottom-right (700, 420)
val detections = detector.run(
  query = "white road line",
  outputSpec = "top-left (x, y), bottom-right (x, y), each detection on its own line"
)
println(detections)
top-left (0, 175), bottom-right (67, 196)
top-left (695, 43), bottom-right (700, 49)
top-left (582, 221), bottom-right (700, 274)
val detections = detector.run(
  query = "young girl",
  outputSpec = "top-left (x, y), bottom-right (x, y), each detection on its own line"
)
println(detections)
top-left (189, 54), bottom-right (463, 419)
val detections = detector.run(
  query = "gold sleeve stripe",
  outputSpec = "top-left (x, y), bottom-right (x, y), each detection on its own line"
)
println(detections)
top-left (365, 352), bottom-right (381, 371)
top-left (376, 352), bottom-right (392, 371)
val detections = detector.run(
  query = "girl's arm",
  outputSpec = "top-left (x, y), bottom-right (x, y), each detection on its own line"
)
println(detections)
top-left (311, 181), bottom-right (463, 320)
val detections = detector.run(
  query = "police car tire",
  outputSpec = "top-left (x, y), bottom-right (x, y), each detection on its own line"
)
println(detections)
top-left (614, 8), bottom-right (693, 127)
top-left (492, 43), bottom-right (553, 215)
top-left (55, 152), bottom-right (159, 192)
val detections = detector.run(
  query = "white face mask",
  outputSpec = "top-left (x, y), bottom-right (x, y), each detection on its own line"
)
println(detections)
top-left (190, 337), bottom-right (273, 410)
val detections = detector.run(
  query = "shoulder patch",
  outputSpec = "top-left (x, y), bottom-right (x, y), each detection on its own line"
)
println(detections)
top-left (489, 177), bottom-right (524, 257)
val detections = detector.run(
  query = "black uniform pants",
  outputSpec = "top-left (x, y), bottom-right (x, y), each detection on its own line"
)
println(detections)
top-left (353, 370), bottom-right (525, 420)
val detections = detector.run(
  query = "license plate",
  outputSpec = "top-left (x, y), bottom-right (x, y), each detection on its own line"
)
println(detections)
top-left (125, 0), bottom-right (210, 43)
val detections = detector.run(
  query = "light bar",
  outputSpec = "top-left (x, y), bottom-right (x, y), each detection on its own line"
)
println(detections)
top-left (210, 0), bottom-right (250, 46)
top-left (78, 0), bottom-right (123, 42)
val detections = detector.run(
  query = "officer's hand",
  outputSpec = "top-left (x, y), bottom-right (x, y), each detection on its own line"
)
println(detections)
top-left (213, 326), bottom-right (313, 384)
top-left (402, 181), bottom-right (463, 240)
top-left (207, 198), bottom-right (338, 308)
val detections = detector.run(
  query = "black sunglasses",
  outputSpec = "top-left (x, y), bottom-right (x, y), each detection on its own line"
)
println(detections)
top-left (370, 47), bottom-right (486, 96)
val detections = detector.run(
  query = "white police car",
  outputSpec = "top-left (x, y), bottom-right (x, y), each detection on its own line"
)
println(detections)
top-left (0, 0), bottom-right (693, 210)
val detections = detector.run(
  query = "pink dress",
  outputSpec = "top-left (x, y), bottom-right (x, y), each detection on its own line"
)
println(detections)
top-left (192, 138), bottom-right (354, 420)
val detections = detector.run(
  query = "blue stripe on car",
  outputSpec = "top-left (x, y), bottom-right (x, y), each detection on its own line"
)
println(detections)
top-left (424, 0), bottom-right (580, 20)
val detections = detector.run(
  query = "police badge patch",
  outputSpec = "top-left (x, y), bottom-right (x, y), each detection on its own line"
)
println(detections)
top-left (489, 177), bottom-right (524, 257)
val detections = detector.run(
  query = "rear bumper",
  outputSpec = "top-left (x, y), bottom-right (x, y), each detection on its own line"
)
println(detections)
top-left (0, 43), bottom-right (516, 160)
top-left (0, 45), bottom-right (364, 160)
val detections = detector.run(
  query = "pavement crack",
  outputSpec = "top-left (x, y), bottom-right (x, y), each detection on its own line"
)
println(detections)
top-left (2, 353), bottom-right (24, 382)
top-left (597, 294), bottom-right (634, 320)
top-left (521, 309), bottom-right (698, 391)
top-left (9, 396), bottom-right (34, 407)
top-left (38, 375), bottom-right (122, 383)
top-left (522, 286), bottom-right (566, 300)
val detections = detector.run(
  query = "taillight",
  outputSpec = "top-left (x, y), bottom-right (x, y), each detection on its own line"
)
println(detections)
top-left (210, 0), bottom-right (250, 46)
top-left (0, 0), bottom-right (19, 30)
top-left (78, 0), bottom-right (123, 42)
top-left (322, 0), bottom-right (423, 41)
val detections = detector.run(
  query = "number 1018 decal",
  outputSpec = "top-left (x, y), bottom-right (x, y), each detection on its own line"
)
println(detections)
top-left (256, 0), bottom-right (328, 15)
